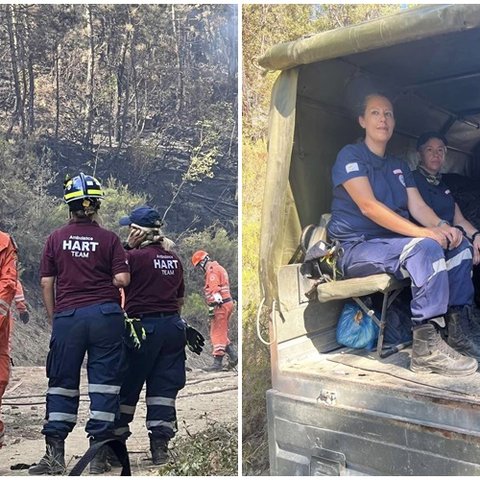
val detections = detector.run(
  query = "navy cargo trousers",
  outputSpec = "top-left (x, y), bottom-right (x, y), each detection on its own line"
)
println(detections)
top-left (114, 313), bottom-right (187, 441)
top-left (42, 302), bottom-right (125, 440)
top-left (339, 236), bottom-right (474, 324)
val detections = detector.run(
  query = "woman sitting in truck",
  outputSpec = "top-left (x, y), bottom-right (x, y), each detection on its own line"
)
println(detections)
top-left (413, 131), bottom-right (480, 343)
top-left (327, 93), bottom-right (479, 376)
top-left (413, 131), bottom-right (480, 264)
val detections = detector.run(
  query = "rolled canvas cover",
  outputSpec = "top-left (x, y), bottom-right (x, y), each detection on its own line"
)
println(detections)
top-left (258, 5), bottom-right (480, 72)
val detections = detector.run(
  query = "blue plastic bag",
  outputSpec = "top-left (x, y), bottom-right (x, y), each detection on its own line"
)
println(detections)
top-left (336, 302), bottom-right (379, 350)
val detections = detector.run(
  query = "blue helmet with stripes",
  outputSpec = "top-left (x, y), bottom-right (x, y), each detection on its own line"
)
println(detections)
top-left (63, 173), bottom-right (104, 204)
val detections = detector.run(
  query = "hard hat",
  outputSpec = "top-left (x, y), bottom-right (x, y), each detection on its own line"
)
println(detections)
top-left (63, 173), bottom-right (104, 204)
top-left (191, 250), bottom-right (209, 267)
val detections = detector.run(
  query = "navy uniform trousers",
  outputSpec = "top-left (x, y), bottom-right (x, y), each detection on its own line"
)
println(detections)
top-left (339, 236), bottom-right (474, 324)
top-left (43, 302), bottom-right (125, 440)
top-left (114, 313), bottom-right (187, 441)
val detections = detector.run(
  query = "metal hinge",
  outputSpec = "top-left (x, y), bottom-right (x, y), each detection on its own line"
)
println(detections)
top-left (317, 390), bottom-right (336, 406)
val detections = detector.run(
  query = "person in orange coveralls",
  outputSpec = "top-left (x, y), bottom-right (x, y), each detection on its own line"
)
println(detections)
top-left (0, 231), bottom-right (18, 448)
top-left (191, 250), bottom-right (237, 371)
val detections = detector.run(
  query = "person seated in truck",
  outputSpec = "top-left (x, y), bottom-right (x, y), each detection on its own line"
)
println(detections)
top-left (413, 131), bottom-right (480, 338)
top-left (413, 132), bottom-right (480, 261)
top-left (327, 92), bottom-right (478, 376)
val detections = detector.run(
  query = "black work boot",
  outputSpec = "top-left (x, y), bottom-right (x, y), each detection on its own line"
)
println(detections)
top-left (149, 434), bottom-right (169, 465)
top-left (203, 355), bottom-right (223, 372)
top-left (89, 439), bottom-right (111, 475)
top-left (447, 311), bottom-right (480, 361)
top-left (106, 445), bottom-right (123, 468)
top-left (28, 436), bottom-right (65, 475)
top-left (225, 344), bottom-right (238, 368)
top-left (410, 322), bottom-right (478, 376)
top-left (463, 305), bottom-right (480, 341)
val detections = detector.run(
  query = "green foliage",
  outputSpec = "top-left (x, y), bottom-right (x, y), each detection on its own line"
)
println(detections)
top-left (242, 306), bottom-right (271, 476)
top-left (241, 139), bottom-right (270, 475)
top-left (157, 419), bottom-right (238, 476)
top-left (184, 120), bottom-right (221, 182)
top-left (182, 292), bottom-right (208, 327)
top-left (0, 136), bottom-right (59, 278)
top-left (0, 137), bottom-right (146, 280)
top-left (96, 178), bottom-right (147, 238)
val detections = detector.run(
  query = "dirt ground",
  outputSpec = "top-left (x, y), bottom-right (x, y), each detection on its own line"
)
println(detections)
top-left (0, 365), bottom-right (238, 476)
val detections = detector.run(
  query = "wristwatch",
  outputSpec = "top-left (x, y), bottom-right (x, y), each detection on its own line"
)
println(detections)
top-left (437, 219), bottom-right (450, 227)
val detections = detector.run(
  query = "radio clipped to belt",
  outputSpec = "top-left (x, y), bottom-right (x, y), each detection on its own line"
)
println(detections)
top-left (124, 314), bottom-right (146, 349)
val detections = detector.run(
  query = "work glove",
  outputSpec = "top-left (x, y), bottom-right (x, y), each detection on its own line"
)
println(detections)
top-left (19, 311), bottom-right (29, 324)
top-left (213, 293), bottom-right (223, 305)
top-left (185, 324), bottom-right (205, 355)
top-left (124, 316), bottom-right (146, 349)
top-left (208, 305), bottom-right (215, 319)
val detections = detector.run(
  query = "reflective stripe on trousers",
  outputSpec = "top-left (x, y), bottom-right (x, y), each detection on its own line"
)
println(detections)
top-left (211, 301), bottom-right (233, 356)
top-left (42, 302), bottom-right (125, 440)
top-left (339, 236), bottom-right (474, 324)
top-left (114, 313), bottom-right (186, 441)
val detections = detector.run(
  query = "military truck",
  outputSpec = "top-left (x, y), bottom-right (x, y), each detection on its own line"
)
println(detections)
top-left (258, 5), bottom-right (480, 475)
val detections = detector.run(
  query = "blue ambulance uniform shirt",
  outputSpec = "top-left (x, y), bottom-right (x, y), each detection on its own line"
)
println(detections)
top-left (328, 142), bottom-right (416, 242)
top-left (412, 170), bottom-right (455, 225)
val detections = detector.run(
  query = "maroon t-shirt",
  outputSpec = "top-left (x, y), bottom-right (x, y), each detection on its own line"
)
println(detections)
top-left (40, 218), bottom-right (129, 312)
top-left (123, 244), bottom-right (185, 317)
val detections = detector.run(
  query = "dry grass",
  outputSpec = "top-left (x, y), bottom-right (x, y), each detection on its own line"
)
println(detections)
top-left (241, 308), bottom-right (271, 476)
top-left (156, 419), bottom-right (238, 476)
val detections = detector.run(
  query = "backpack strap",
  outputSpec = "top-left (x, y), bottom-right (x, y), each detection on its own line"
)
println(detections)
top-left (68, 438), bottom-right (131, 476)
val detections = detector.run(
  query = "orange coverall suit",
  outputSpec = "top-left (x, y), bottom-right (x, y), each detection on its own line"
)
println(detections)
top-left (204, 261), bottom-right (233, 357)
top-left (0, 233), bottom-right (17, 447)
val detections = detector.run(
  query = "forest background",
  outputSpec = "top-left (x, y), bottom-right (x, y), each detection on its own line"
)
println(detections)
top-left (1, 4), bottom-right (238, 368)
top-left (242, 4), bottom-right (414, 475)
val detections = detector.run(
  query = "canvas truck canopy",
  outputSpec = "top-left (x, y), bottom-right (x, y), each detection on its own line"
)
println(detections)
top-left (258, 4), bottom-right (480, 305)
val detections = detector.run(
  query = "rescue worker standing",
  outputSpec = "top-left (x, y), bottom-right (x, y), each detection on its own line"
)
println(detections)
top-left (29, 173), bottom-right (130, 475)
top-left (191, 250), bottom-right (237, 371)
top-left (0, 231), bottom-right (17, 448)
top-left (112, 205), bottom-right (188, 466)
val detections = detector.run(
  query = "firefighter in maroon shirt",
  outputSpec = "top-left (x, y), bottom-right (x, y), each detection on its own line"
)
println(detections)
top-left (111, 205), bottom-right (188, 466)
top-left (30, 173), bottom-right (130, 476)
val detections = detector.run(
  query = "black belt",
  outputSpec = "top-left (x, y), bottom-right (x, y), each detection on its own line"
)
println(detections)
top-left (140, 311), bottom-right (178, 318)
top-left (222, 297), bottom-right (233, 303)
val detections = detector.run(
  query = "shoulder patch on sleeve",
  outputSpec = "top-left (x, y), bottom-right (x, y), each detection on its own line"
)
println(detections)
top-left (345, 162), bottom-right (359, 173)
